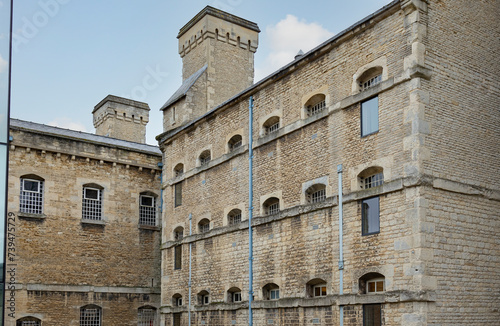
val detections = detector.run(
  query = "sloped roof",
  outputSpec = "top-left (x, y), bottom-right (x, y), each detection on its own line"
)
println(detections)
top-left (10, 119), bottom-right (161, 155)
top-left (160, 64), bottom-right (207, 111)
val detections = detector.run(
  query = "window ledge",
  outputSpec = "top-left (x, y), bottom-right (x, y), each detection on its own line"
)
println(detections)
top-left (138, 224), bottom-right (160, 231)
top-left (81, 219), bottom-right (106, 226)
top-left (18, 212), bottom-right (46, 220)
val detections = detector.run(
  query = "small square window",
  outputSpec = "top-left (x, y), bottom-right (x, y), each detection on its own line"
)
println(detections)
top-left (270, 289), bottom-right (279, 300)
top-left (233, 292), bottom-right (241, 302)
top-left (313, 285), bottom-right (326, 297)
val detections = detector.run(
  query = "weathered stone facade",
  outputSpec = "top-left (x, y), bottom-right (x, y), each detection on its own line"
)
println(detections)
top-left (158, 1), bottom-right (499, 326)
top-left (6, 97), bottom-right (162, 325)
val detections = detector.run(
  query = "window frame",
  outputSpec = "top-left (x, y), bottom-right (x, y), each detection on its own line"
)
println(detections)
top-left (199, 150), bottom-right (211, 166)
top-left (305, 184), bottom-right (327, 204)
top-left (80, 304), bottom-right (102, 326)
top-left (19, 177), bottom-right (44, 215)
top-left (82, 185), bottom-right (103, 221)
top-left (313, 284), bottom-right (327, 297)
top-left (174, 245), bottom-right (182, 270)
top-left (16, 317), bottom-right (41, 326)
top-left (263, 197), bottom-right (280, 216)
top-left (228, 134), bottom-right (243, 152)
top-left (366, 278), bottom-right (385, 294)
top-left (137, 306), bottom-right (157, 326)
top-left (228, 209), bottom-right (242, 225)
top-left (361, 96), bottom-right (379, 137)
top-left (361, 196), bottom-right (380, 236)
top-left (363, 304), bottom-right (382, 326)
top-left (174, 182), bottom-right (182, 207)
top-left (198, 219), bottom-right (210, 233)
top-left (139, 194), bottom-right (157, 226)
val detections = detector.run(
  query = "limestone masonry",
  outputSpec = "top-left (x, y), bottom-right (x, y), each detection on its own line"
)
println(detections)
top-left (6, 0), bottom-right (500, 325)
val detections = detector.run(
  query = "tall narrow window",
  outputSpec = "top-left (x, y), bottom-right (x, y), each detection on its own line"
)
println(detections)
top-left (80, 305), bottom-right (101, 326)
top-left (173, 313), bottom-right (181, 326)
top-left (363, 304), bottom-right (382, 326)
top-left (139, 194), bottom-right (157, 226)
top-left (174, 182), bottom-right (182, 207)
top-left (361, 96), bottom-right (379, 137)
top-left (20, 176), bottom-right (44, 215)
top-left (174, 245), bottom-right (182, 270)
top-left (138, 306), bottom-right (157, 326)
top-left (362, 197), bottom-right (380, 235)
top-left (82, 185), bottom-right (102, 220)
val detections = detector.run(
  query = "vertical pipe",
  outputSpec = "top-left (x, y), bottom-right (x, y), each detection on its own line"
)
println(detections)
top-left (248, 96), bottom-right (254, 326)
top-left (157, 162), bottom-right (163, 217)
top-left (188, 213), bottom-right (193, 325)
top-left (337, 164), bottom-right (344, 326)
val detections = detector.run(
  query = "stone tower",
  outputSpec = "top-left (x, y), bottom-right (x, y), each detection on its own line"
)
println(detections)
top-left (93, 95), bottom-right (150, 143)
top-left (160, 6), bottom-right (259, 132)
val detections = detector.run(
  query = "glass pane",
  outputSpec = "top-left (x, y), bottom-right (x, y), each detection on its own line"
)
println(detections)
top-left (361, 97), bottom-right (379, 136)
top-left (141, 195), bottom-right (153, 206)
top-left (368, 282), bottom-right (376, 293)
top-left (376, 281), bottom-right (384, 292)
top-left (362, 197), bottom-right (380, 235)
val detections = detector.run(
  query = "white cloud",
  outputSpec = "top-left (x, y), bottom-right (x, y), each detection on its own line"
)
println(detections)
top-left (255, 15), bottom-right (334, 81)
top-left (48, 117), bottom-right (88, 132)
top-left (0, 54), bottom-right (7, 74)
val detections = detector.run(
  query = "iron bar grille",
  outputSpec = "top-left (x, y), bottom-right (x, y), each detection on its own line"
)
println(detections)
top-left (229, 139), bottom-right (242, 151)
top-left (199, 222), bottom-right (209, 233)
top-left (363, 172), bottom-right (384, 189)
top-left (307, 100), bottom-right (326, 117)
top-left (359, 74), bottom-right (382, 91)
top-left (82, 187), bottom-right (102, 220)
top-left (310, 189), bottom-right (326, 203)
top-left (138, 308), bottom-right (157, 326)
top-left (229, 212), bottom-right (241, 225)
top-left (20, 179), bottom-right (43, 214)
top-left (266, 122), bottom-right (279, 134)
top-left (268, 202), bottom-right (279, 215)
top-left (21, 322), bottom-right (40, 326)
top-left (139, 195), bottom-right (157, 226)
top-left (80, 307), bottom-right (101, 326)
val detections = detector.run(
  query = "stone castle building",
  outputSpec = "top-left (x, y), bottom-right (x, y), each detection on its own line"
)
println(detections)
top-left (6, 0), bottom-right (500, 325)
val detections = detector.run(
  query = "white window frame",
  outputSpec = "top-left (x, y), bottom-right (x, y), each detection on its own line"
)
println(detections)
top-left (82, 186), bottom-right (102, 220)
top-left (366, 278), bottom-right (385, 294)
top-left (232, 291), bottom-right (242, 302)
top-left (138, 307), bottom-right (157, 326)
top-left (270, 289), bottom-right (280, 300)
top-left (139, 195), bottom-right (157, 226)
top-left (313, 284), bottom-right (327, 297)
top-left (20, 178), bottom-right (44, 215)
top-left (80, 305), bottom-right (101, 326)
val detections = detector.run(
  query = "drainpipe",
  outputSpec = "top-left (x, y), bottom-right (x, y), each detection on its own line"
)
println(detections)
top-left (188, 213), bottom-right (193, 325)
top-left (248, 96), bottom-right (254, 326)
top-left (157, 162), bottom-right (163, 216)
top-left (337, 164), bottom-right (344, 326)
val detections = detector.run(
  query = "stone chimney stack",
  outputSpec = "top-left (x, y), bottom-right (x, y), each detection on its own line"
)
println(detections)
top-left (93, 95), bottom-right (150, 143)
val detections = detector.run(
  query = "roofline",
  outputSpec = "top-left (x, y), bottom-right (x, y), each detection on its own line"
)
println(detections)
top-left (177, 5), bottom-right (260, 39)
top-left (157, 0), bottom-right (401, 144)
top-left (10, 118), bottom-right (161, 156)
top-left (93, 95), bottom-right (150, 114)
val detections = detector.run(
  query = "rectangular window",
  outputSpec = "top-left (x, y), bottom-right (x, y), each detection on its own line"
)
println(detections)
top-left (80, 307), bottom-right (101, 326)
top-left (362, 172), bottom-right (384, 189)
top-left (268, 203), bottom-right (279, 215)
top-left (138, 308), bottom-right (156, 326)
top-left (232, 292), bottom-right (242, 302)
top-left (139, 195), bottom-right (156, 226)
top-left (82, 187), bottom-right (102, 220)
top-left (174, 182), bottom-right (182, 207)
top-left (270, 289), bottom-right (279, 300)
top-left (174, 245), bottom-right (182, 270)
top-left (313, 285), bottom-right (327, 297)
top-left (20, 178), bottom-right (44, 214)
top-left (311, 189), bottom-right (326, 203)
top-left (361, 96), bottom-right (379, 137)
top-left (307, 100), bottom-right (326, 117)
top-left (173, 313), bottom-right (181, 326)
top-left (363, 304), bottom-right (382, 326)
top-left (359, 74), bottom-right (382, 91)
top-left (229, 213), bottom-right (241, 225)
top-left (266, 122), bottom-right (279, 134)
top-left (362, 196), bottom-right (380, 235)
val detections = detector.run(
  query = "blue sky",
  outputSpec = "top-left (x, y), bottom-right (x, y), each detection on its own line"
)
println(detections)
top-left (2, 0), bottom-right (393, 144)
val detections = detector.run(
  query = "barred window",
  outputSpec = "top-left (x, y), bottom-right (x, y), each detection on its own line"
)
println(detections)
top-left (20, 176), bottom-right (44, 215)
top-left (80, 305), bottom-right (101, 326)
top-left (305, 94), bottom-right (326, 117)
top-left (358, 168), bottom-right (384, 189)
top-left (199, 150), bottom-right (211, 166)
top-left (306, 184), bottom-right (326, 203)
top-left (263, 283), bottom-right (280, 300)
top-left (363, 304), bottom-right (382, 326)
top-left (139, 194), bottom-right (157, 226)
top-left (228, 134), bottom-right (243, 152)
top-left (228, 287), bottom-right (242, 303)
top-left (263, 197), bottom-right (280, 215)
top-left (17, 317), bottom-right (41, 326)
top-left (199, 218), bottom-right (210, 233)
top-left (138, 306), bottom-right (158, 326)
top-left (228, 209), bottom-right (242, 225)
top-left (174, 227), bottom-right (184, 241)
top-left (82, 185), bottom-right (102, 220)
top-left (263, 116), bottom-right (280, 135)
top-left (358, 66), bottom-right (383, 92)
top-left (306, 278), bottom-right (327, 298)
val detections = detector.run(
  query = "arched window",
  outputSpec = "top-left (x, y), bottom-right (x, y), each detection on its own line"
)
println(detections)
top-left (139, 192), bottom-right (157, 226)
top-left (227, 287), bottom-right (242, 303)
top-left (172, 293), bottom-right (183, 306)
top-left (262, 283), bottom-right (280, 300)
top-left (358, 167), bottom-right (384, 189)
top-left (228, 209), bottom-right (242, 225)
top-left (198, 290), bottom-right (210, 305)
top-left (17, 317), bottom-right (41, 326)
top-left (82, 183), bottom-right (103, 220)
top-left (138, 306), bottom-right (157, 326)
top-left (20, 174), bottom-right (44, 215)
top-left (173, 163), bottom-right (184, 177)
top-left (263, 197), bottom-right (280, 215)
top-left (174, 227), bottom-right (184, 240)
top-left (306, 278), bottom-right (327, 297)
top-left (80, 304), bottom-right (102, 326)
top-left (199, 150), bottom-right (211, 166)
top-left (263, 116), bottom-right (280, 135)
top-left (198, 218), bottom-right (210, 233)
top-left (359, 272), bottom-right (385, 294)
top-left (228, 134), bottom-right (243, 152)
top-left (358, 66), bottom-right (383, 92)
top-left (305, 184), bottom-right (326, 203)
top-left (305, 94), bottom-right (326, 117)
